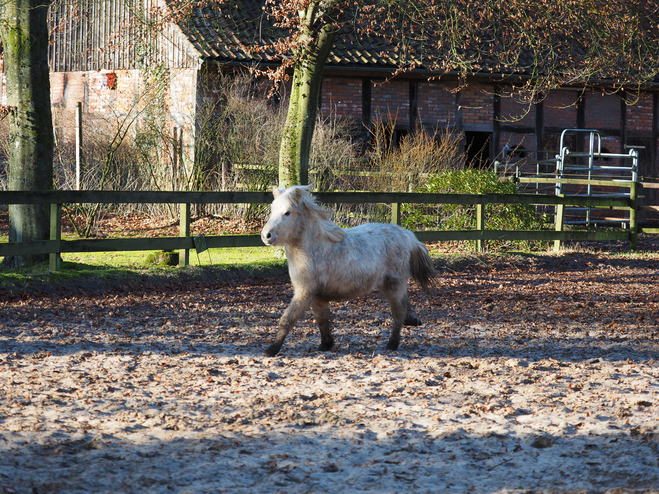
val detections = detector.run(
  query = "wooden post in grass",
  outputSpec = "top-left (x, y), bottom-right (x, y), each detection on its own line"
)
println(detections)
top-left (476, 201), bottom-right (485, 253)
top-left (75, 102), bottom-right (83, 190)
top-left (391, 202), bottom-right (401, 225)
top-left (179, 203), bottom-right (190, 267)
top-left (49, 203), bottom-right (61, 271)
top-left (629, 180), bottom-right (638, 252)
top-left (554, 198), bottom-right (565, 253)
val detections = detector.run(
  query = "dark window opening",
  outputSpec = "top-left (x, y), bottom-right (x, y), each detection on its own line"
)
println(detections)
top-left (366, 124), bottom-right (409, 155)
top-left (596, 147), bottom-right (612, 162)
top-left (625, 138), bottom-right (651, 173)
top-left (393, 129), bottom-right (409, 148)
top-left (465, 132), bottom-right (492, 169)
top-left (501, 143), bottom-right (527, 162)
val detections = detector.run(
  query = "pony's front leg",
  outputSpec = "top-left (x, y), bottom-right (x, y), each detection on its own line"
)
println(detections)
top-left (312, 298), bottom-right (333, 351)
top-left (264, 293), bottom-right (313, 357)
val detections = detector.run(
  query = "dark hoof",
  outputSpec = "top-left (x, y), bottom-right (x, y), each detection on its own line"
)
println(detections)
top-left (318, 340), bottom-right (334, 352)
top-left (385, 341), bottom-right (400, 351)
top-left (404, 315), bottom-right (422, 326)
top-left (263, 345), bottom-right (280, 357)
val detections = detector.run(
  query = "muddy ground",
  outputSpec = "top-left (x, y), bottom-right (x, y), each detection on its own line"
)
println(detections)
top-left (1, 248), bottom-right (659, 493)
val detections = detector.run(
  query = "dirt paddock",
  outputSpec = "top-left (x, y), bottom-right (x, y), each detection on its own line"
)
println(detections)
top-left (1, 250), bottom-right (659, 493)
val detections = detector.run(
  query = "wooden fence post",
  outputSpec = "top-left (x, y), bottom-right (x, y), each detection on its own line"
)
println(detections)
top-left (391, 202), bottom-right (401, 225)
top-left (629, 181), bottom-right (638, 252)
top-left (554, 198), bottom-right (565, 253)
top-left (179, 203), bottom-right (190, 267)
top-left (476, 201), bottom-right (485, 253)
top-left (75, 102), bottom-right (83, 190)
top-left (0, 190), bottom-right (644, 264)
top-left (49, 203), bottom-right (62, 271)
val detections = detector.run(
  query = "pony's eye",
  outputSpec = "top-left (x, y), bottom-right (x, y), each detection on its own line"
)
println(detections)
top-left (284, 210), bottom-right (291, 216)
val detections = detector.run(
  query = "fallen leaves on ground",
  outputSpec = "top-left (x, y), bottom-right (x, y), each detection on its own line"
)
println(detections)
top-left (0, 251), bottom-right (658, 492)
top-left (0, 210), bottom-right (264, 239)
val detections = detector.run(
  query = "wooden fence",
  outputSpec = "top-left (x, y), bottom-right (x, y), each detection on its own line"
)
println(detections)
top-left (1, 180), bottom-right (657, 271)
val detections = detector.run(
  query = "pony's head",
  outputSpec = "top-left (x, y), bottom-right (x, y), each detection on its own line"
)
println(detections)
top-left (261, 185), bottom-right (341, 247)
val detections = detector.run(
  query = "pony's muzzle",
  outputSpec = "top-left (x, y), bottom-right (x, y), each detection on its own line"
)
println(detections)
top-left (261, 229), bottom-right (278, 246)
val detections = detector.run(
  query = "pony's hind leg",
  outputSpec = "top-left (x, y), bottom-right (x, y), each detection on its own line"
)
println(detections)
top-left (404, 308), bottom-right (422, 326)
top-left (264, 293), bottom-right (313, 357)
top-left (380, 278), bottom-right (410, 351)
top-left (312, 298), bottom-right (334, 351)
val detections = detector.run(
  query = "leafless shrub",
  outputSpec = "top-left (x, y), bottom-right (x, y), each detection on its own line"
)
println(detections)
top-left (320, 118), bottom-right (465, 226)
top-left (180, 72), bottom-right (284, 221)
top-left (309, 115), bottom-right (361, 192)
top-left (1, 72), bottom-right (467, 235)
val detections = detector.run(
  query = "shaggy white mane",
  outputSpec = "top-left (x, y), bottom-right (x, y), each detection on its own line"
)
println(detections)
top-left (292, 187), bottom-right (346, 243)
top-left (295, 188), bottom-right (331, 219)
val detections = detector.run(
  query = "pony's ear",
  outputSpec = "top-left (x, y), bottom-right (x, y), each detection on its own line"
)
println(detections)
top-left (289, 187), bottom-right (303, 206)
top-left (272, 186), bottom-right (283, 198)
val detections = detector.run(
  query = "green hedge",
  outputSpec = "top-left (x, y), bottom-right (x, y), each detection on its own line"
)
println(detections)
top-left (402, 169), bottom-right (549, 250)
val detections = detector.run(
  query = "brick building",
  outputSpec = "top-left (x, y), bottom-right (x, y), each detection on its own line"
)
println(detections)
top-left (2, 0), bottom-right (658, 196)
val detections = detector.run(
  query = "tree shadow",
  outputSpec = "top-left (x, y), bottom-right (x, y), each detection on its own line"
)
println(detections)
top-left (0, 424), bottom-right (657, 492)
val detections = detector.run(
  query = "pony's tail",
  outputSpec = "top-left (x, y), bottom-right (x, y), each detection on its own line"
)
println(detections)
top-left (410, 244), bottom-right (437, 290)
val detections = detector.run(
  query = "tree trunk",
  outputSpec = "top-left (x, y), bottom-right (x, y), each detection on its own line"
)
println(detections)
top-left (0, 0), bottom-right (54, 268)
top-left (278, 3), bottom-right (339, 188)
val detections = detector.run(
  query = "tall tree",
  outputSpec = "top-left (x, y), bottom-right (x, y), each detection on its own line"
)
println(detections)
top-left (0, 0), bottom-right (54, 267)
top-left (275, 2), bottom-right (344, 187)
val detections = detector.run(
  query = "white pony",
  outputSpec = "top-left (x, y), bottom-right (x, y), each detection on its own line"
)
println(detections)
top-left (260, 186), bottom-right (436, 357)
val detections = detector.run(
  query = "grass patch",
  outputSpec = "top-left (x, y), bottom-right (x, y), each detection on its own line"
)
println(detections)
top-left (2, 235), bottom-right (656, 297)
top-left (0, 246), bottom-right (287, 295)
top-left (58, 246), bottom-right (281, 270)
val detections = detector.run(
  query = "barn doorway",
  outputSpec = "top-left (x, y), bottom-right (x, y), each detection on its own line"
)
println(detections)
top-left (465, 131), bottom-right (492, 169)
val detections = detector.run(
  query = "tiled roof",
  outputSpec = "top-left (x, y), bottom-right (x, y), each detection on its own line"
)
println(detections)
top-left (170, 0), bottom-right (435, 70)
top-left (169, 0), bottom-right (651, 83)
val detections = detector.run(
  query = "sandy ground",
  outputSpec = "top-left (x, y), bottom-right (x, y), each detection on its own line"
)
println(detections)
top-left (1, 252), bottom-right (659, 493)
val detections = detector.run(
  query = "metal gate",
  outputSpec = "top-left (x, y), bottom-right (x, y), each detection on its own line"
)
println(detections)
top-left (555, 129), bottom-right (638, 226)
top-left (495, 128), bottom-right (640, 227)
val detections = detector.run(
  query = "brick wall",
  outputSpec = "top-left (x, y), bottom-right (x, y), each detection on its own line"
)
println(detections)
top-left (417, 81), bottom-right (456, 128)
top-left (320, 77), bottom-right (362, 120)
top-left (599, 135), bottom-right (621, 155)
top-left (50, 69), bottom-right (142, 142)
top-left (372, 80), bottom-right (409, 124)
top-left (544, 91), bottom-right (579, 129)
top-left (51, 71), bottom-right (88, 145)
top-left (0, 68), bottom-right (199, 175)
top-left (626, 93), bottom-right (653, 132)
top-left (585, 91), bottom-right (620, 130)
top-left (86, 70), bottom-right (141, 114)
top-left (167, 69), bottom-right (198, 167)
top-left (500, 93), bottom-right (536, 126)
top-left (3, 66), bottom-right (658, 180)
top-left (47, 69), bottom-right (197, 149)
top-left (51, 72), bottom-right (87, 110)
top-left (462, 83), bottom-right (493, 127)
top-left (499, 132), bottom-right (535, 151)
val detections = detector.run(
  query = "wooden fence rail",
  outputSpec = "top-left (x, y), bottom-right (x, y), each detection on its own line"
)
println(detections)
top-left (0, 183), bottom-right (654, 271)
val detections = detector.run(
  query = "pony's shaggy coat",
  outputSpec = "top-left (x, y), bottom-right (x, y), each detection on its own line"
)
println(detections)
top-left (261, 186), bottom-right (436, 356)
